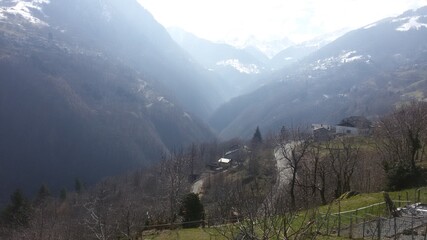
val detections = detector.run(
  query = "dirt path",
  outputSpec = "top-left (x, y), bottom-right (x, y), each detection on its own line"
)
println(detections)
top-left (274, 141), bottom-right (298, 188)
top-left (191, 178), bottom-right (204, 195)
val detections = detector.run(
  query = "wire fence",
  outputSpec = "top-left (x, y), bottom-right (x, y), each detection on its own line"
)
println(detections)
top-left (137, 188), bottom-right (427, 239)
top-left (319, 188), bottom-right (427, 239)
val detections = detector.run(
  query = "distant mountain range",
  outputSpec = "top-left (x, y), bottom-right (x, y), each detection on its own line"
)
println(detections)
top-left (167, 28), bottom-right (349, 98)
top-left (168, 27), bottom-right (272, 99)
top-left (225, 35), bottom-right (295, 59)
top-left (270, 29), bottom-right (350, 70)
top-left (210, 6), bottom-right (427, 139)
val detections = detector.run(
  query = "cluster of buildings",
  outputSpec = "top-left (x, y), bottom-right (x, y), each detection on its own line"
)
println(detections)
top-left (311, 116), bottom-right (372, 142)
top-left (206, 145), bottom-right (250, 171)
top-left (205, 116), bottom-right (372, 171)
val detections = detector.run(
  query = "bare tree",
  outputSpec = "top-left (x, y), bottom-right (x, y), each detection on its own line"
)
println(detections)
top-left (83, 186), bottom-right (115, 240)
top-left (158, 149), bottom-right (190, 224)
top-left (301, 142), bottom-right (330, 205)
top-left (188, 143), bottom-right (197, 177)
top-left (375, 101), bottom-right (427, 189)
top-left (208, 177), bottom-right (329, 240)
top-left (324, 137), bottom-right (360, 198)
top-left (277, 126), bottom-right (312, 209)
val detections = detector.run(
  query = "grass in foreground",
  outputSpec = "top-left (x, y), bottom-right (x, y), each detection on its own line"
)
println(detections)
top-left (141, 186), bottom-right (427, 240)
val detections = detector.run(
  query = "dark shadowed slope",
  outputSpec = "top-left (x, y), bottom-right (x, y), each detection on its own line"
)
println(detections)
top-left (0, 0), bottom-right (218, 203)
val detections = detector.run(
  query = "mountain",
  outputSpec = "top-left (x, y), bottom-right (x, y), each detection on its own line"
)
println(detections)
top-left (210, 6), bottom-right (427, 139)
top-left (0, 0), bottom-right (219, 203)
top-left (44, 0), bottom-right (225, 118)
top-left (168, 28), bottom-right (271, 99)
top-left (270, 29), bottom-right (350, 70)
top-left (224, 35), bottom-right (294, 59)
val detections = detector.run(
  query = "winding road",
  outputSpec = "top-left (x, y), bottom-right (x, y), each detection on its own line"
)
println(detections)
top-left (274, 141), bottom-right (299, 189)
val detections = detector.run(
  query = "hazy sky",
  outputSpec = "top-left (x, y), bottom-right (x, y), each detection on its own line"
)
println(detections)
top-left (138, 0), bottom-right (427, 44)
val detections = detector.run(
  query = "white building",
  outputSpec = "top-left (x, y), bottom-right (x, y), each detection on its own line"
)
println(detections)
top-left (336, 125), bottom-right (359, 135)
top-left (218, 158), bottom-right (232, 165)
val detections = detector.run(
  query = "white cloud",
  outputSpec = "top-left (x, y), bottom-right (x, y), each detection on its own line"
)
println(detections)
top-left (138, 0), bottom-right (427, 44)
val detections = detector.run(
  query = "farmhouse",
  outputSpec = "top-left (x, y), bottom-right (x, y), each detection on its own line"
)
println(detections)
top-left (312, 116), bottom-right (372, 141)
top-left (336, 116), bottom-right (372, 136)
top-left (218, 158), bottom-right (232, 167)
top-left (313, 127), bottom-right (334, 141)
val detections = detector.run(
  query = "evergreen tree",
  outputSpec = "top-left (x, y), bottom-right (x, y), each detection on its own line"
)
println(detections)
top-left (35, 184), bottom-right (50, 204)
top-left (251, 126), bottom-right (263, 147)
top-left (248, 154), bottom-right (260, 176)
top-left (1, 189), bottom-right (32, 228)
top-left (179, 193), bottom-right (204, 228)
top-left (249, 126), bottom-right (263, 175)
top-left (75, 178), bottom-right (83, 194)
top-left (59, 188), bottom-right (67, 201)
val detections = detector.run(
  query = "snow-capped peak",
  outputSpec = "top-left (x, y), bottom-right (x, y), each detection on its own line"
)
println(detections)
top-left (396, 16), bottom-right (427, 31)
top-left (0, 0), bottom-right (50, 25)
top-left (221, 35), bottom-right (294, 59)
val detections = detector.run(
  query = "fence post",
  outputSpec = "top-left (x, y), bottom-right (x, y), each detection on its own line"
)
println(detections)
top-left (362, 218), bottom-right (365, 238)
top-left (412, 213), bottom-right (415, 240)
top-left (326, 214), bottom-right (330, 235)
top-left (377, 218), bottom-right (381, 240)
top-left (398, 195), bottom-right (401, 207)
top-left (394, 217), bottom-right (397, 240)
top-left (355, 209), bottom-right (358, 224)
top-left (424, 224), bottom-right (427, 240)
top-left (338, 200), bottom-right (341, 237)
top-left (417, 189), bottom-right (421, 202)
top-left (349, 215), bottom-right (353, 239)
top-left (377, 203), bottom-right (380, 217)
top-left (406, 192), bottom-right (409, 204)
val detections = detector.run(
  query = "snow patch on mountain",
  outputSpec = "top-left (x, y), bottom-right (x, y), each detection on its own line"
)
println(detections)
top-left (157, 96), bottom-right (174, 107)
top-left (136, 81), bottom-right (175, 108)
top-left (364, 23), bottom-right (377, 29)
top-left (392, 16), bottom-right (413, 23)
top-left (216, 59), bottom-right (260, 74)
top-left (183, 112), bottom-right (193, 121)
top-left (396, 16), bottom-right (427, 31)
top-left (340, 51), bottom-right (364, 63)
top-left (0, 0), bottom-right (49, 25)
top-left (312, 51), bottom-right (371, 70)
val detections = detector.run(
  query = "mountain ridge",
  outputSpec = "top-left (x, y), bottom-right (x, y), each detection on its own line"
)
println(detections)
top-left (210, 6), bottom-right (427, 139)
top-left (0, 0), bottom-right (218, 203)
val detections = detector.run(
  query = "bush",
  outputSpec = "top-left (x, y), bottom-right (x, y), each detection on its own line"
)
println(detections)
top-left (386, 164), bottom-right (425, 191)
top-left (179, 193), bottom-right (204, 228)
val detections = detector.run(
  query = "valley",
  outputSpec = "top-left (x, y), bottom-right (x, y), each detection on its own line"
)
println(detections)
top-left (1, 1), bottom-right (427, 239)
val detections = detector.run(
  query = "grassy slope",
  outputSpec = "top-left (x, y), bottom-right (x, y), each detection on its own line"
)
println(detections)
top-left (143, 187), bottom-right (427, 240)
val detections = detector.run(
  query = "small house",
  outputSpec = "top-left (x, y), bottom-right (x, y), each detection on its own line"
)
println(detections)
top-left (312, 124), bottom-right (335, 141)
top-left (336, 125), bottom-right (359, 135)
top-left (311, 124), bottom-right (334, 131)
top-left (218, 158), bottom-right (232, 168)
top-left (313, 127), bottom-right (333, 141)
top-left (336, 116), bottom-right (372, 136)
